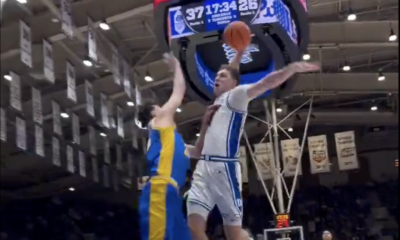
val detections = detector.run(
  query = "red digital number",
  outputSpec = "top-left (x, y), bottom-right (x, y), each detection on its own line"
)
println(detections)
top-left (275, 214), bottom-right (290, 228)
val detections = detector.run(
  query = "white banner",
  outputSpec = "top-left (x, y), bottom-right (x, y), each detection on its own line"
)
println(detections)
top-left (92, 157), bottom-right (99, 182)
top-left (79, 151), bottom-right (86, 177)
top-left (16, 117), bottom-right (26, 150)
top-left (89, 126), bottom-right (96, 155)
top-left (108, 101), bottom-right (115, 128)
top-left (111, 45), bottom-right (121, 85)
top-left (239, 146), bottom-right (248, 183)
top-left (43, 39), bottom-right (55, 83)
top-left (281, 138), bottom-right (302, 177)
top-left (61, 0), bottom-right (73, 38)
top-left (52, 137), bottom-right (61, 166)
top-left (32, 87), bottom-right (43, 125)
top-left (87, 17), bottom-right (97, 62)
top-left (1, 108), bottom-right (6, 142)
top-left (52, 101), bottom-right (62, 136)
top-left (35, 125), bottom-right (44, 157)
top-left (123, 61), bottom-right (131, 98)
top-left (116, 144), bottom-right (122, 170)
top-left (67, 145), bottom-right (75, 173)
top-left (20, 20), bottom-right (32, 67)
top-left (334, 131), bottom-right (359, 171)
top-left (72, 113), bottom-right (80, 145)
top-left (100, 93), bottom-right (109, 128)
top-left (117, 106), bottom-right (124, 138)
top-left (308, 135), bottom-right (330, 174)
top-left (135, 85), bottom-right (142, 106)
top-left (104, 138), bottom-right (110, 164)
top-left (85, 80), bottom-right (94, 117)
top-left (253, 142), bottom-right (276, 180)
top-left (66, 62), bottom-right (77, 102)
top-left (10, 72), bottom-right (21, 112)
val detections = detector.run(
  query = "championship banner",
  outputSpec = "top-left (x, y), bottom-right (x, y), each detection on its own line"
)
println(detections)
top-left (32, 87), bottom-right (43, 125)
top-left (43, 39), bottom-right (55, 83)
top-left (117, 106), bottom-right (124, 138)
top-left (20, 20), bottom-right (32, 68)
top-left (89, 126), bottom-right (96, 155)
top-left (281, 138), bottom-right (302, 177)
top-left (78, 151), bottom-right (86, 177)
top-left (1, 108), bottom-right (6, 142)
top-left (66, 62), bottom-right (77, 103)
top-left (52, 137), bottom-right (61, 166)
top-left (111, 45), bottom-right (121, 85)
top-left (72, 113), bottom-right (80, 145)
top-left (61, 0), bottom-right (73, 38)
top-left (253, 142), bottom-right (276, 180)
top-left (307, 135), bottom-right (330, 174)
top-left (107, 101), bottom-right (115, 128)
top-left (104, 138), bottom-right (110, 164)
top-left (87, 17), bottom-right (97, 62)
top-left (123, 61), bottom-right (131, 98)
top-left (239, 146), bottom-right (248, 183)
top-left (35, 125), bottom-right (44, 157)
top-left (67, 145), bottom-right (75, 173)
top-left (10, 72), bottom-right (21, 112)
top-left (16, 117), bottom-right (26, 150)
top-left (92, 157), bottom-right (99, 182)
top-left (52, 101), bottom-right (62, 136)
top-left (334, 131), bottom-right (359, 171)
top-left (100, 93), bottom-right (110, 128)
top-left (85, 80), bottom-right (94, 117)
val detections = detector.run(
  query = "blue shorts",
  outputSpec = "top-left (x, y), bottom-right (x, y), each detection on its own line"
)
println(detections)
top-left (139, 178), bottom-right (191, 240)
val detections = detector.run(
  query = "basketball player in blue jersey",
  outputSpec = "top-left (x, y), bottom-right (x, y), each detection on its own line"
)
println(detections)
top-left (138, 53), bottom-right (219, 240)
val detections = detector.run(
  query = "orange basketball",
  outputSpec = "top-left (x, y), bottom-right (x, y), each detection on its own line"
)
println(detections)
top-left (223, 21), bottom-right (251, 51)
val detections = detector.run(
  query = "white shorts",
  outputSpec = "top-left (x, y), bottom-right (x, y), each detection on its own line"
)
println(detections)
top-left (187, 158), bottom-right (243, 226)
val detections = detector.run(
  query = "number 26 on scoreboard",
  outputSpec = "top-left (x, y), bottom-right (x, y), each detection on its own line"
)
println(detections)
top-left (238, 0), bottom-right (258, 11)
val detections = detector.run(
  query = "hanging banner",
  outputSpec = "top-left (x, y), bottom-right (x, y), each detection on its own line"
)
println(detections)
top-left (32, 87), bottom-right (43, 125)
top-left (92, 157), bottom-right (99, 182)
top-left (89, 126), bottom-right (96, 155)
top-left (100, 93), bottom-right (109, 128)
top-left (20, 20), bottom-right (32, 67)
top-left (135, 85), bottom-right (142, 106)
top-left (308, 135), bottom-right (330, 174)
top-left (67, 145), bottom-right (75, 173)
top-left (281, 138), bottom-right (302, 177)
top-left (52, 101), bottom-right (62, 136)
top-left (85, 80), bottom-right (94, 117)
top-left (254, 143), bottom-right (276, 180)
top-left (111, 45), bottom-right (121, 85)
top-left (116, 144), bottom-right (122, 170)
top-left (123, 61), bottom-right (131, 98)
top-left (43, 39), bottom-right (55, 83)
top-left (10, 72), bottom-right (21, 112)
top-left (334, 131), bottom-right (359, 171)
top-left (61, 0), bottom-right (73, 38)
top-left (16, 117), bottom-right (26, 150)
top-left (35, 125), bottom-right (44, 157)
top-left (128, 153), bottom-right (133, 177)
top-left (117, 106), bottom-right (124, 138)
top-left (52, 137), bottom-right (61, 166)
top-left (79, 151), bottom-right (86, 177)
top-left (238, 146), bottom-right (248, 183)
top-left (66, 62), bottom-right (77, 103)
top-left (87, 17), bottom-right (97, 62)
top-left (104, 138), bottom-right (110, 164)
top-left (1, 108), bottom-right (6, 142)
top-left (72, 113), bottom-right (80, 145)
top-left (108, 101), bottom-right (115, 129)
top-left (103, 165), bottom-right (110, 188)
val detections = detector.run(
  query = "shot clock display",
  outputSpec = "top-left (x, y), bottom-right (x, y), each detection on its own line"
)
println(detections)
top-left (275, 213), bottom-right (290, 228)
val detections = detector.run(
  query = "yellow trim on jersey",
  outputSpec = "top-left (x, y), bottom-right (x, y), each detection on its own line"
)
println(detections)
top-left (157, 127), bottom-right (175, 178)
top-left (149, 181), bottom-right (168, 240)
top-left (150, 176), bottom-right (178, 189)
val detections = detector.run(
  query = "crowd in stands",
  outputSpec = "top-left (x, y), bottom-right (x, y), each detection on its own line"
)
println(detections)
top-left (0, 180), bottom-right (398, 240)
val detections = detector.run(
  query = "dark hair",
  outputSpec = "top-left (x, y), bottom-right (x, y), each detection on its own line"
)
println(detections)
top-left (219, 64), bottom-right (240, 85)
top-left (137, 104), bottom-right (154, 127)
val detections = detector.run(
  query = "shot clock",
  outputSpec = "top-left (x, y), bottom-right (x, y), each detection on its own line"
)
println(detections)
top-left (154, 0), bottom-right (309, 102)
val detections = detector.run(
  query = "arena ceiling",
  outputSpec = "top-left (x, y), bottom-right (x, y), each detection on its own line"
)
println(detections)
top-left (0, 0), bottom-right (399, 200)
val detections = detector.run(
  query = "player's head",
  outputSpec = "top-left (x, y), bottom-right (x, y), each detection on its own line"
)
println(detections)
top-left (322, 230), bottom-right (332, 240)
top-left (137, 102), bottom-right (161, 126)
top-left (214, 64), bottom-right (240, 97)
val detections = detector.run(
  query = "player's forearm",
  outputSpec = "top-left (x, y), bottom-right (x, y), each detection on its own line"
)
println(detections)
top-left (171, 62), bottom-right (186, 103)
top-left (247, 67), bottom-right (295, 99)
top-left (229, 50), bottom-right (245, 69)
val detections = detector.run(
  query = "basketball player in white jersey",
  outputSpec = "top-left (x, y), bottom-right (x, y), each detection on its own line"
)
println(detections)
top-left (186, 50), bottom-right (319, 240)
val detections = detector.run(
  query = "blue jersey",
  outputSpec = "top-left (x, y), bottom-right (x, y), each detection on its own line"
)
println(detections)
top-left (146, 126), bottom-right (190, 187)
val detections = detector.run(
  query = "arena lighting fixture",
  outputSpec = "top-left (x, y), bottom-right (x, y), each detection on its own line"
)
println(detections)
top-left (347, 9), bottom-right (357, 21)
top-left (342, 63), bottom-right (351, 71)
top-left (370, 106), bottom-right (378, 111)
top-left (302, 53), bottom-right (310, 60)
top-left (60, 112), bottom-right (69, 118)
top-left (176, 108), bottom-right (182, 113)
top-left (196, 133), bottom-right (200, 137)
top-left (16, 0), bottom-right (27, 4)
top-left (389, 29), bottom-right (397, 42)
top-left (99, 20), bottom-right (110, 31)
top-left (3, 74), bottom-right (11, 81)
top-left (83, 58), bottom-right (93, 67)
top-left (68, 187), bottom-right (75, 191)
top-left (100, 132), bottom-right (107, 137)
top-left (51, 18), bottom-right (59, 23)
top-left (127, 101), bottom-right (135, 107)
top-left (288, 127), bottom-right (293, 132)
top-left (378, 72), bottom-right (386, 81)
top-left (276, 107), bottom-right (283, 113)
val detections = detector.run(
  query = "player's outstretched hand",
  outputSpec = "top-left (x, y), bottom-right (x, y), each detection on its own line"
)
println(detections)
top-left (287, 61), bottom-right (320, 73)
top-left (202, 104), bottom-right (221, 126)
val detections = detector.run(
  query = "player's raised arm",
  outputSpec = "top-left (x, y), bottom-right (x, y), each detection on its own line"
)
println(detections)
top-left (246, 61), bottom-right (320, 100)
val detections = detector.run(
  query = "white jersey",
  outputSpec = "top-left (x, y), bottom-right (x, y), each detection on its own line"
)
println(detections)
top-left (201, 85), bottom-right (250, 159)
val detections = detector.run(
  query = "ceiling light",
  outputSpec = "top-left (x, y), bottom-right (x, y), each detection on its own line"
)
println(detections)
top-left (60, 112), bottom-right (69, 118)
top-left (196, 133), bottom-right (200, 137)
top-left (176, 108), bottom-right (182, 113)
top-left (302, 53), bottom-right (310, 60)
top-left (370, 106), bottom-right (378, 111)
top-left (144, 75), bottom-right (153, 82)
top-left (51, 18), bottom-right (59, 23)
top-left (83, 58), bottom-right (93, 67)
top-left (99, 21), bottom-right (110, 31)
top-left (16, 0), bottom-right (27, 4)
top-left (68, 187), bottom-right (75, 191)
top-left (342, 65), bottom-right (350, 71)
top-left (389, 29), bottom-right (397, 42)
top-left (3, 74), bottom-right (11, 81)
top-left (127, 101), bottom-right (135, 107)
top-left (100, 132), bottom-right (107, 137)
top-left (276, 108), bottom-right (282, 113)
top-left (347, 9), bottom-right (357, 21)
top-left (378, 72), bottom-right (385, 81)
top-left (288, 127), bottom-right (293, 132)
